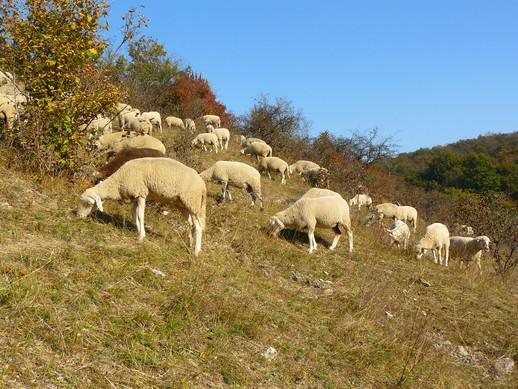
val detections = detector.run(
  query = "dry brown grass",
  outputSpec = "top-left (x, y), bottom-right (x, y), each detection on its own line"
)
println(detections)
top-left (0, 133), bottom-right (516, 387)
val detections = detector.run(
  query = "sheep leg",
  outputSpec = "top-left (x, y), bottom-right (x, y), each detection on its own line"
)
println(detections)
top-left (432, 249), bottom-right (438, 264)
top-left (225, 139), bottom-right (229, 149)
top-left (281, 172), bottom-right (286, 185)
top-left (444, 245), bottom-right (449, 267)
top-left (308, 230), bottom-right (317, 253)
top-left (132, 201), bottom-right (140, 236)
top-left (330, 225), bottom-right (341, 250)
top-left (202, 144), bottom-right (207, 151)
top-left (267, 170), bottom-right (272, 180)
top-left (193, 217), bottom-right (202, 257)
top-left (136, 197), bottom-right (146, 241)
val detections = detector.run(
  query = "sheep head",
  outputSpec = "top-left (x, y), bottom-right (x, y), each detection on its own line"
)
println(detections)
top-left (268, 216), bottom-right (284, 237)
top-left (77, 188), bottom-right (103, 218)
top-left (477, 236), bottom-right (490, 251)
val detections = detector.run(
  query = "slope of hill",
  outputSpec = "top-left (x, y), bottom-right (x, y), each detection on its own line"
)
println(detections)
top-left (0, 132), bottom-right (516, 387)
top-left (389, 132), bottom-right (518, 199)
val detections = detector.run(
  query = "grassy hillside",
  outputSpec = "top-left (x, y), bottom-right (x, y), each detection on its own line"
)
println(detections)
top-left (0, 132), bottom-right (516, 387)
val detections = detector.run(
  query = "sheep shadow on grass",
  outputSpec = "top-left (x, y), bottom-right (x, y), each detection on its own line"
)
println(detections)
top-left (279, 229), bottom-right (330, 248)
top-left (91, 210), bottom-right (164, 239)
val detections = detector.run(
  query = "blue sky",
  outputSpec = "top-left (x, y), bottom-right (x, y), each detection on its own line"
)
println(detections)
top-left (106, 0), bottom-right (518, 152)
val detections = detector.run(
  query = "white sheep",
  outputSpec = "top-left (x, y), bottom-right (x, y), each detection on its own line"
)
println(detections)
top-left (449, 236), bottom-right (490, 274)
top-left (268, 196), bottom-right (353, 253)
top-left (238, 135), bottom-right (246, 145)
top-left (240, 142), bottom-right (272, 161)
top-left (207, 127), bottom-right (231, 150)
top-left (374, 203), bottom-right (418, 232)
top-left (300, 188), bottom-right (344, 200)
top-left (0, 97), bottom-right (17, 129)
top-left (112, 135), bottom-right (166, 154)
top-left (257, 156), bottom-right (290, 184)
top-left (124, 116), bottom-right (153, 136)
top-left (77, 158), bottom-right (207, 256)
top-left (416, 223), bottom-right (450, 266)
top-left (386, 218), bottom-right (411, 249)
top-left (242, 137), bottom-right (266, 147)
top-left (184, 118), bottom-right (196, 133)
top-left (191, 133), bottom-right (219, 153)
top-left (398, 205), bottom-right (418, 232)
top-left (165, 116), bottom-right (185, 129)
top-left (95, 131), bottom-right (127, 150)
top-left (200, 114), bottom-right (221, 128)
top-left (141, 111), bottom-right (163, 133)
top-left (349, 194), bottom-right (373, 210)
top-left (288, 160), bottom-right (320, 175)
top-left (199, 161), bottom-right (264, 209)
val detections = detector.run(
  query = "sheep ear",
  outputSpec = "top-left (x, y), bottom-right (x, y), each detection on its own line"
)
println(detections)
top-left (95, 196), bottom-right (104, 212)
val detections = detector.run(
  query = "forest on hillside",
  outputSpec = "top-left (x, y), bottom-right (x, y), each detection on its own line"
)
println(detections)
top-left (388, 133), bottom-right (518, 200)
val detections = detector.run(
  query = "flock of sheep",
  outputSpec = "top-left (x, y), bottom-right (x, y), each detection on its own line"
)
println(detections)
top-left (71, 103), bottom-right (492, 273)
top-left (0, 76), bottom-right (492, 273)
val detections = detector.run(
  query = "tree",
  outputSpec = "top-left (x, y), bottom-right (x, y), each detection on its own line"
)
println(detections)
top-left (334, 128), bottom-right (397, 166)
top-left (461, 153), bottom-right (500, 193)
top-left (239, 95), bottom-right (308, 151)
top-left (0, 0), bottom-right (122, 173)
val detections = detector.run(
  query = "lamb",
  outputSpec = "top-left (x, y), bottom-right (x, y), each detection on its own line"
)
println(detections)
top-left (240, 142), bottom-right (272, 161)
top-left (165, 116), bottom-right (185, 129)
top-left (207, 127), bottom-right (231, 150)
top-left (140, 111), bottom-right (163, 133)
top-left (288, 160), bottom-right (320, 175)
top-left (386, 218), bottom-right (411, 249)
top-left (257, 156), bottom-right (290, 184)
top-left (449, 236), bottom-right (490, 274)
top-left (349, 194), bottom-right (373, 210)
top-left (200, 114), bottom-right (221, 128)
top-left (416, 223), bottom-right (450, 266)
top-left (94, 148), bottom-right (166, 181)
top-left (191, 133), bottom-right (219, 153)
top-left (268, 196), bottom-right (353, 253)
top-left (199, 161), bottom-right (264, 210)
top-left (184, 118), bottom-right (196, 133)
top-left (78, 158), bottom-right (206, 256)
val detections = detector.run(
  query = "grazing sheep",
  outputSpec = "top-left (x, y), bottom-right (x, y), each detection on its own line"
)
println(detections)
top-left (398, 205), bottom-right (418, 232)
top-left (77, 158), bottom-right (206, 256)
top-left (184, 118), bottom-right (196, 133)
top-left (165, 116), bottom-right (185, 129)
top-left (300, 188), bottom-right (344, 200)
top-left (268, 196), bottom-right (353, 253)
top-left (416, 223), bottom-right (450, 266)
top-left (242, 137), bottom-right (266, 147)
top-left (374, 203), bottom-right (418, 232)
top-left (386, 218), bottom-right (411, 249)
top-left (124, 116), bottom-right (153, 136)
top-left (191, 133), bottom-right (220, 153)
top-left (141, 111), bottom-right (163, 133)
top-left (119, 109), bottom-right (140, 129)
top-left (200, 114), bottom-right (221, 128)
top-left (95, 148), bottom-right (165, 181)
top-left (240, 142), bottom-right (272, 161)
top-left (207, 127), bottom-right (231, 150)
top-left (449, 236), bottom-right (490, 274)
top-left (288, 160), bottom-right (320, 175)
top-left (199, 161), bottom-right (264, 209)
top-left (349, 194), bottom-right (373, 210)
top-left (301, 167), bottom-right (330, 188)
top-left (111, 135), bottom-right (166, 154)
top-left (453, 224), bottom-right (475, 236)
top-left (257, 156), bottom-right (290, 184)
top-left (96, 131), bottom-right (128, 150)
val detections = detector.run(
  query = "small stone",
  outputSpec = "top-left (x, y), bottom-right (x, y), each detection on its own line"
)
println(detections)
top-left (162, 210), bottom-right (170, 216)
top-left (385, 311), bottom-right (394, 318)
top-left (261, 346), bottom-right (278, 361)
top-left (494, 357), bottom-right (514, 375)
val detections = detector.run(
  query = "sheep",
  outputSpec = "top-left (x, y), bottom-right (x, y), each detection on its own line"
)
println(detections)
top-left (199, 161), bottom-right (264, 210)
top-left (141, 111), bottom-right (162, 133)
top-left (184, 118), bottom-right (196, 133)
top-left (124, 116), bottom-right (153, 136)
top-left (301, 167), bottom-right (330, 188)
top-left (191, 133), bottom-right (219, 153)
top-left (77, 158), bottom-right (206, 256)
top-left (453, 224), bottom-right (475, 236)
top-left (300, 188), bottom-right (344, 200)
top-left (386, 218), bottom-right (411, 249)
top-left (240, 142), bottom-right (272, 161)
top-left (207, 127), bottom-right (231, 150)
top-left (0, 97), bottom-right (17, 129)
top-left (416, 223), bottom-right (450, 266)
top-left (268, 196), bottom-right (353, 253)
top-left (94, 148), bottom-right (165, 181)
top-left (398, 205), bottom-right (418, 232)
top-left (374, 203), bottom-right (417, 232)
top-left (95, 131), bottom-right (128, 150)
top-left (349, 194), bottom-right (373, 210)
top-left (449, 236), bottom-right (490, 274)
top-left (288, 160), bottom-right (320, 175)
top-left (112, 135), bottom-right (166, 154)
top-left (238, 135), bottom-right (246, 145)
top-left (200, 114), bottom-right (221, 128)
top-left (165, 116), bottom-right (185, 129)
top-left (242, 137), bottom-right (266, 147)
top-left (257, 156), bottom-right (290, 184)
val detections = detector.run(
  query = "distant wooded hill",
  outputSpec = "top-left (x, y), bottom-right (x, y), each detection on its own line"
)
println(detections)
top-left (388, 132), bottom-right (518, 200)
